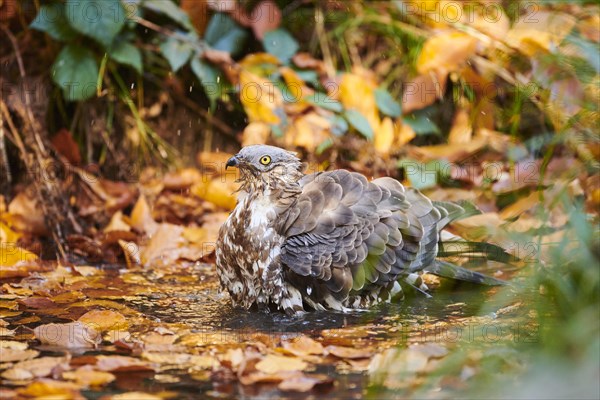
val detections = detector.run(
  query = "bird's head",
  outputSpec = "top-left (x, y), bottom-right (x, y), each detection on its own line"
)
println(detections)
top-left (226, 145), bottom-right (304, 190)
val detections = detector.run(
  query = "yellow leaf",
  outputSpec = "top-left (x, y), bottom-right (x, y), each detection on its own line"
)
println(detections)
top-left (397, 122), bottom-right (416, 146)
top-left (339, 71), bottom-right (379, 130)
top-left (448, 109), bottom-right (473, 144)
top-left (62, 368), bottom-right (116, 387)
top-left (417, 32), bottom-right (477, 75)
top-left (286, 113), bottom-right (331, 152)
top-left (505, 11), bottom-right (576, 56)
top-left (374, 117), bottom-right (395, 155)
top-left (78, 309), bottom-right (129, 331)
top-left (0, 222), bottom-right (21, 244)
top-left (239, 53), bottom-right (280, 69)
top-left (242, 122), bottom-right (271, 146)
top-left (130, 195), bottom-right (158, 235)
top-left (255, 355), bottom-right (307, 374)
top-left (192, 178), bottom-right (239, 210)
top-left (0, 244), bottom-right (37, 267)
top-left (239, 70), bottom-right (283, 124)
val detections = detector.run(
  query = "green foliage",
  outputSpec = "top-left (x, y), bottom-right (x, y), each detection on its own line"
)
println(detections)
top-left (204, 13), bottom-right (248, 55)
top-left (30, 4), bottom-right (77, 41)
top-left (52, 45), bottom-right (99, 101)
top-left (160, 35), bottom-right (194, 71)
top-left (374, 88), bottom-right (402, 117)
top-left (65, 0), bottom-right (125, 48)
top-left (344, 109), bottom-right (374, 140)
top-left (262, 29), bottom-right (299, 64)
top-left (190, 58), bottom-right (222, 110)
top-left (110, 41), bottom-right (142, 73)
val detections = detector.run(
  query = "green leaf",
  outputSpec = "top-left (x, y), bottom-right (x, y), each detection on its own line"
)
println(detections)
top-left (143, 0), bottom-right (194, 31)
top-left (66, 0), bottom-right (125, 48)
top-left (375, 88), bottom-right (402, 117)
top-left (328, 114), bottom-right (349, 136)
top-left (402, 114), bottom-right (440, 135)
top-left (110, 41), bottom-right (142, 73)
top-left (52, 45), bottom-right (99, 101)
top-left (316, 138), bottom-right (334, 155)
top-left (30, 4), bottom-right (78, 42)
top-left (304, 93), bottom-right (343, 112)
top-left (160, 36), bottom-right (194, 72)
top-left (191, 57), bottom-right (222, 110)
top-left (204, 13), bottom-right (247, 55)
top-left (344, 109), bottom-right (374, 140)
top-left (262, 29), bottom-right (299, 64)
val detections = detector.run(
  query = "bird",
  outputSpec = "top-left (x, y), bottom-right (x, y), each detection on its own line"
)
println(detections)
top-left (216, 145), bottom-right (508, 315)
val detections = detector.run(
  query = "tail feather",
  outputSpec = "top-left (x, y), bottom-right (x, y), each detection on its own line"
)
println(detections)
top-left (427, 260), bottom-right (508, 286)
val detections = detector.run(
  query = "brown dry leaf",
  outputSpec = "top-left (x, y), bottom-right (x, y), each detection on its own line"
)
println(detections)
top-left (33, 321), bottom-right (101, 349)
top-left (499, 192), bottom-right (541, 220)
top-left (417, 32), bottom-right (477, 75)
top-left (162, 168), bottom-right (202, 190)
top-left (109, 392), bottom-right (162, 400)
top-left (411, 138), bottom-right (487, 163)
top-left (180, 0), bottom-right (208, 34)
top-left (140, 223), bottom-right (184, 266)
top-left (402, 71), bottom-right (447, 114)
top-left (78, 309), bottom-right (129, 332)
top-left (8, 191), bottom-right (47, 235)
top-left (17, 379), bottom-right (81, 398)
top-left (2, 356), bottom-right (68, 379)
top-left (292, 53), bottom-right (326, 72)
top-left (51, 128), bottom-right (81, 165)
top-left (239, 70), bottom-right (284, 124)
top-left (255, 354), bottom-right (308, 374)
top-left (62, 367), bottom-right (116, 387)
top-left (0, 327), bottom-right (16, 336)
top-left (130, 195), bottom-right (159, 235)
top-left (325, 345), bottom-right (374, 359)
top-left (469, 6), bottom-right (509, 41)
top-left (103, 211), bottom-right (131, 233)
top-left (448, 109), bottom-right (473, 144)
top-left (95, 355), bottom-right (153, 372)
top-left (250, 0), bottom-right (281, 39)
top-left (242, 122), bottom-right (271, 146)
top-left (278, 373), bottom-right (333, 392)
top-left (580, 15), bottom-right (600, 42)
top-left (506, 11), bottom-right (576, 56)
top-left (282, 336), bottom-right (324, 357)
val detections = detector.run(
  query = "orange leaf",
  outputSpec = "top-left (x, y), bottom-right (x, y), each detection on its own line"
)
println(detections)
top-left (417, 32), bottom-right (477, 75)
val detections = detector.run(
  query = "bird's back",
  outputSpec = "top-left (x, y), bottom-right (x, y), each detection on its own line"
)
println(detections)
top-left (278, 169), bottom-right (453, 310)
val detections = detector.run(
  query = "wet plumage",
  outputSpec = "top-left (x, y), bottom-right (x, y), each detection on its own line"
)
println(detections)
top-left (216, 145), bottom-right (505, 315)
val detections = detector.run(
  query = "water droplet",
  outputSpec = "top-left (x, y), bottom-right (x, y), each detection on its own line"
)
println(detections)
top-left (130, 83), bottom-right (135, 89)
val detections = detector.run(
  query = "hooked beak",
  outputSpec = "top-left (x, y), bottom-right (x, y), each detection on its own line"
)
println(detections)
top-left (225, 155), bottom-right (239, 170)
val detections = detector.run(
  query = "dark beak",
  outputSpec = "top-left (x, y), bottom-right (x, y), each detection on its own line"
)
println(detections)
top-left (226, 155), bottom-right (239, 170)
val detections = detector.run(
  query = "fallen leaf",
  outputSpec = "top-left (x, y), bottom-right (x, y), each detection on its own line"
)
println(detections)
top-left (278, 373), bottom-right (333, 392)
top-left (108, 392), bottom-right (162, 400)
top-left (95, 355), bottom-right (153, 372)
top-left (104, 211), bottom-right (131, 233)
top-left (417, 32), bottom-right (477, 75)
top-left (282, 336), bottom-right (324, 357)
top-left (7, 192), bottom-right (46, 235)
top-left (33, 321), bottom-right (101, 348)
top-left (17, 379), bottom-right (81, 398)
top-left (239, 70), bottom-right (284, 124)
top-left (130, 195), bottom-right (159, 235)
top-left (62, 367), bottom-right (115, 387)
top-left (0, 347), bottom-right (39, 362)
top-left (2, 356), bottom-right (68, 379)
top-left (506, 11), bottom-right (576, 56)
top-left (255, 354), bottom-right (308, 374)
top-left (374, 117), bottom-right (395, 155)
top-left (402, 71), bottom-right (447, 114)
top-left (78, 309), bottom-right (129, 331)
top-left (325, 345), bottom-right (373, 359)
top-left (448, 108), bottom-right (473, 144)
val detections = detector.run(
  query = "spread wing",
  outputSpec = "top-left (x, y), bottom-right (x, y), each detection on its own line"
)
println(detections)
top-left (279, 170), bottom-right (444, 302)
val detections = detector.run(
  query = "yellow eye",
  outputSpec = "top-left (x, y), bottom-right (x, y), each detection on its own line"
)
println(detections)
top-left (260, 155), bottom-right (271, 165)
